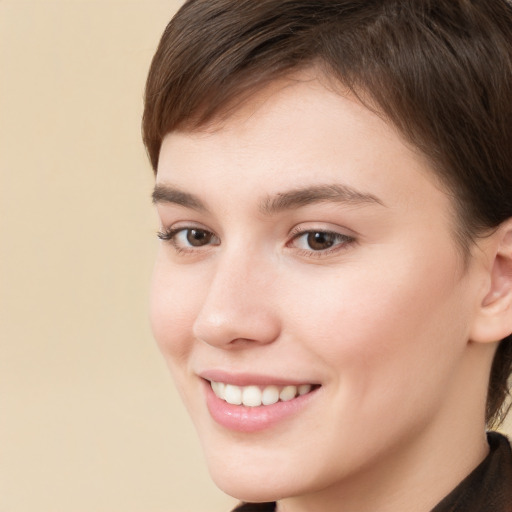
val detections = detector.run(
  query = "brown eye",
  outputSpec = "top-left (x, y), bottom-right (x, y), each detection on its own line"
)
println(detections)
top-left (290, 229), bottom-right (354, 254)
top-left (306, 231), bottom-right (337, 250)
top-left (157, 226), bottom-right (220, 251)
top-left (186, 229), bottom-right (214, 247)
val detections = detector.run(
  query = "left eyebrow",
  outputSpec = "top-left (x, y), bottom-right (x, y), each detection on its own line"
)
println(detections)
top-left (259, 184), bottom-right (385, 215)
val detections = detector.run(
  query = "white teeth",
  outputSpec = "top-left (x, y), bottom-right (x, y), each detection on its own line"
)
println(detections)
top-left (242, 386), bottom-right (262, 407)
top-left (224, 384), bottom-right (242, 405)
top-left (211, 381), bottom-right (225, 398)
top-left (298, 384), bottom-right (312, 396)
top-left (210, 381), bottom-right (314, 407)
top-left (261, 385), bottom-right (279, 405)
top-left (279, 385), bottom-right (297, 402)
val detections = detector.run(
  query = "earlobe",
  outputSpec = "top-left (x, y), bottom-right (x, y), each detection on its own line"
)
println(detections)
top-left (470, 220), bottom-right (512, 344)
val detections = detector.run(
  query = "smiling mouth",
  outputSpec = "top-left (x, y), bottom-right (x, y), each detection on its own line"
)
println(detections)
top-left (209, 381), bottom-right (319, 407)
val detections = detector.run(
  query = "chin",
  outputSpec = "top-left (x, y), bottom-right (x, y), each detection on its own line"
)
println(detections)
top-left (209, 467), bottom-right (292, 503)
top-left (201, 441), bottom-right (320, 503)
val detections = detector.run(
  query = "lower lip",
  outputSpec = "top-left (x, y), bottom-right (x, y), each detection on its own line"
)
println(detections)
top-left (203, 380), bottom-right (319, 433)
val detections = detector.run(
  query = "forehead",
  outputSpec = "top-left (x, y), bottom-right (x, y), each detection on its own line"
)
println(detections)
top-left (157, 76), bottom-right (445, 208)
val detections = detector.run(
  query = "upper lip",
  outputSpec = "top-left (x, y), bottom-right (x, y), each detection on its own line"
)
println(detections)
top-left (198, 369), bottom-right (319, 387)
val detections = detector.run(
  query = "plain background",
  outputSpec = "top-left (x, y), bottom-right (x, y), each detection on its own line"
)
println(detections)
top-left (0, 1), bottom-right (236, 511)
top-left (1, 1), bottom-right (511, 511)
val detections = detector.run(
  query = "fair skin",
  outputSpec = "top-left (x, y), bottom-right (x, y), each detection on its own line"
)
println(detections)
top-left (151, 75), bottom-right (511, 512)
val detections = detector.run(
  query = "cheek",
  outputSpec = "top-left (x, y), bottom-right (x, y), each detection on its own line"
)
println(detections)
top-left (149, 255), bottom-right (200, 368)
top-left (283, 252), bottom-right (471, 406)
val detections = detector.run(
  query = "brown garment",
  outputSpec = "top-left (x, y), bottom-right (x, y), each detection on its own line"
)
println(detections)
top-left (233, 432), bottom-right (512, 512)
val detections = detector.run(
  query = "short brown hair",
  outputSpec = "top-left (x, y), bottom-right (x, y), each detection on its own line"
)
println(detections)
top-left (142, 0), bottom-right (512, 426)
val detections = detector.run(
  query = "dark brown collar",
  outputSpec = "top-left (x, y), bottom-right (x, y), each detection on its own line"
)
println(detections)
top-left (431, 432), bottom-right (512, 512)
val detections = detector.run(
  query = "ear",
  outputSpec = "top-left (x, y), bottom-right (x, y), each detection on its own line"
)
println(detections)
top-left (470, 219), bottom-right (512, 344)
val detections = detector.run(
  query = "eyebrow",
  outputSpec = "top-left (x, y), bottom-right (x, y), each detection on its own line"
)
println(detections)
top-left (152, 184), bottom-right (208, 212)
top-left (152, 183), bottom-right (385, 214)
top-left (259, 184), bottom-right (385, 215)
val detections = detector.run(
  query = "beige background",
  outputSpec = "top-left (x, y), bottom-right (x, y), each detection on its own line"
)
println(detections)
top-left (1, 1), bottom-right (511, 512)
top-left (0, 1), bottom-right (236, 511)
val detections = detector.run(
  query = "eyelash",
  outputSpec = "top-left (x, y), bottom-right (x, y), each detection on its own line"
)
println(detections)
top-left (287, 227), bottom-right (355, 257)
top-left (157, 226), bottom-right (220, 255)
top-left (157, 226), bottom-right (355, 257)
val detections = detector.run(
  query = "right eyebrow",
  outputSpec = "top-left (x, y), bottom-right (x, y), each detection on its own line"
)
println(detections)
top-left (152, 184), bottom-right (208, 212)
top-left (259, 183), bottom-right (385, 215)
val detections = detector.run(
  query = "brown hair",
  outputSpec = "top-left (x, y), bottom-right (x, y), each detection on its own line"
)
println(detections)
top-left (142, 0), bottom-right (512, 426)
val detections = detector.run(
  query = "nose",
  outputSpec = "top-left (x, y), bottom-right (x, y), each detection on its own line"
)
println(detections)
top-left (192, 251), bottom-right (281, 349)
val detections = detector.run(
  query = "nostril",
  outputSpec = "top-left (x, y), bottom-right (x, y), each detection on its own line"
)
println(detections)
top-left (192, 302), bottom-right (281, 348)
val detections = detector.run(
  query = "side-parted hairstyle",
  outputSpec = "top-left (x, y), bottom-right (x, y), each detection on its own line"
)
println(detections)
top-left (142, 0), bottom-right (512, 426)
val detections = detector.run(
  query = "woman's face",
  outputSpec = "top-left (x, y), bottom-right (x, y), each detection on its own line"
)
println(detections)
top-left (151, 77), bottom-right (486, 502)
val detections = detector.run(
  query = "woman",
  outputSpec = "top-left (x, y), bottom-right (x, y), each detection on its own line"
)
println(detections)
top-left (142, 1), bottom-right (512, 510)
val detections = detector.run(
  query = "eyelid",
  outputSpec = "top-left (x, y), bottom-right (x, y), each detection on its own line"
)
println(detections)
top-left (157, 220), bottom-right (215, 239)
top-left (157, 224), bottom-right (220, 253)
top-left (288, 224), bottom-right (356, 240)
top-left (287, 225), bottom-right (356, 256)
